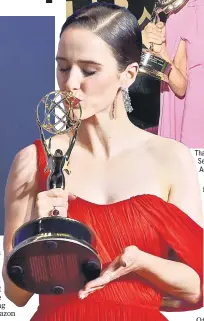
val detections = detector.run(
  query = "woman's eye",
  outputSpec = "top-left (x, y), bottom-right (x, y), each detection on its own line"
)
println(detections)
top-left (59, 67), bottom-right (70, 73)
top-left (58, 67), bottom-right (96, 76)
top-left (82, 70), bottom-right (96, 76)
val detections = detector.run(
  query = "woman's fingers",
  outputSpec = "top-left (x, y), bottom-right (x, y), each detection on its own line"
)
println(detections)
top-left (78, 285), bottom-right (104, 299)
top-left (156, 21), bottom-right (165, 29)
top-left (142, 23), bottom-right (166, 50)
top-left (145, 22), bottom-right (165, 39)
top-left (145, 22), bottom-right (162, 34)
top-left (78, 270), bottom-right (116, 299)
top-left (35, 188), bottom-right (76, 218)
top-left (78, 246), bottom-right (142, 299)
top-left (147, 33), bottom-right (165, 45)
top-left (82, 256), bottom-right (125, 292)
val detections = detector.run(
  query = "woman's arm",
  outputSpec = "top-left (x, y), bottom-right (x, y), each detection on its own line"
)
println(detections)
top-left (2, 144), bottom-right (38, 307)
top-left (142, 22), bottom-right (188, 97)
top-left (80, 242), bottom-right (201, 304)
top-left (160, 40), bottom-right (188, 97)
top-left (136, 249), bottom-right (201, 304)
top-left (137, 141), bottom-right (202, 303)
top-left (167, 142), bottom-right (203, 227)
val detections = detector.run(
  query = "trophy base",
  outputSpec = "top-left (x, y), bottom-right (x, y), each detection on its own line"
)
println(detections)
top-left (139, 49), bottom-right (171, 82)
top-left (7, 217), bottom-right (102, 295)
top-left (7, 235), bottom-right (101, 295)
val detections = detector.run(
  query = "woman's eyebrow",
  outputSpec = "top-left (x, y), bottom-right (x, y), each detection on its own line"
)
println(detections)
top-left (56, 56), bottom-right (102, 66)
top-left (56, 56), bottom-right (67, 61)
top-left (77, 60), bottom-right (102, 66)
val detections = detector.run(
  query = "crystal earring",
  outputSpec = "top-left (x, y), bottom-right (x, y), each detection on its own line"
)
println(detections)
top-left (121, 87), bottom-right (133, 113)
top-left (112, 99), bottom-right (116, 119)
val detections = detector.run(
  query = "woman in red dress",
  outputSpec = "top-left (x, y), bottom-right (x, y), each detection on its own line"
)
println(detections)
top-left (2, 3), bottom-right (203, 321)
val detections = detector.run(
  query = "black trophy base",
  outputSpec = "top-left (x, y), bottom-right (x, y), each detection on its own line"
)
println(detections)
top-left (7, 237), bottom-right (101, 295)
top-left (7, 216), bottom-right (101, 295)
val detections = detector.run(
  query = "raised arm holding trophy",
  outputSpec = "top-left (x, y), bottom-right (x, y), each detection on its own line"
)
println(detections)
top-left (139, 0), bottom-right (189, 81)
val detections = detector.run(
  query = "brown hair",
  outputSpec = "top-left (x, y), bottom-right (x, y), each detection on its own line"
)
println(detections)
top-left (60, 2), bottom-right (142, 72)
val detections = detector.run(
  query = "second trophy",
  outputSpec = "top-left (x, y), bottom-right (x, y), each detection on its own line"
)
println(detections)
top-left (139, 0), bottom-right (189, 81)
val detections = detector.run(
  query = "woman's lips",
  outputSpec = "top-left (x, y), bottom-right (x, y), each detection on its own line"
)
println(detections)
top-left (63, 97), bottom-right (82, 109)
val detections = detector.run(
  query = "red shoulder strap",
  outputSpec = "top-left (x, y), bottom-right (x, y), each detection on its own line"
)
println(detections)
top-left (34, 139), bottom-right (50, 192)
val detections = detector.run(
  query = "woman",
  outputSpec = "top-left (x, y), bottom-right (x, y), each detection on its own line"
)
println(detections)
top-left (143, 0), bottom-right (204, 148)
top-left (2, 3), bottom-right (203, 321)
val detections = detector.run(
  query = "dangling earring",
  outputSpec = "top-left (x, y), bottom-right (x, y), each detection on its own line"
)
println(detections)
top-left (112, 98), bottom-right (116, 119)
top-left (121, 87), bottom-right (133, 113)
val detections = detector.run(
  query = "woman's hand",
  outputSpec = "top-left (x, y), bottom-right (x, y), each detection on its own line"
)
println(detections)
top-left (78, 245), bottom-right (142, 299)
top-left (142, 22), bottom-right (166, 54)
top-left (35, 188), bottom-right (76, 218)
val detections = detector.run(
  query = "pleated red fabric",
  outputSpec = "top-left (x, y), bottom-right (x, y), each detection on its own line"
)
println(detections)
top-left (31, 140), bottom-right (203, 321)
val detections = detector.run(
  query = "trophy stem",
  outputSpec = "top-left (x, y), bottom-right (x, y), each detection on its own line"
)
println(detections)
top-left (38, 123), bottom-right (79, 189)
top-left (151, 2), bottom-right (160, 24)
top-left (46, 129), bottom-right (79, 189)
top-left (47, 149), bottom-right (66, 190)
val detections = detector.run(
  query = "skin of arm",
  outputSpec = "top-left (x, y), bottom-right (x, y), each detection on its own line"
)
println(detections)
top-left (136, 251), bottom-right (201, 304)
top-left (160, 40), bottom-right (188, 97)
top-left (142, 23), bottom-right (188, 97)
top-left (2, 144), bottom-right (38, 307)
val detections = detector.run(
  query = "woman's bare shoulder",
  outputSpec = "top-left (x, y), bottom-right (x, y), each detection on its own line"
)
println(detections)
top-left (147, 134), bottom-right (192, 164)
top-left (8, 144), bottom-right (38, 188)
top-left (151, 136), bottom-right (202, 225)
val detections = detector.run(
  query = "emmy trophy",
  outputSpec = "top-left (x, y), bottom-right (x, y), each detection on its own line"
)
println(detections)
top-left (6, 91), bottom-right (102, 295)
top-left (139, 0), bottom-right (189, 81)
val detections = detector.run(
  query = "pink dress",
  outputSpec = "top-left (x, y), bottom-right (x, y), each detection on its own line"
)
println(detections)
top-left (159, 0), bottom-right (204, 148)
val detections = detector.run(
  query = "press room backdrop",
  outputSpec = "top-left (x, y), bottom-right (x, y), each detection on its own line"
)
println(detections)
top-left (0, 16), bottom-right (55, 234)
top-left (66, 0), bottom-right (155, 24)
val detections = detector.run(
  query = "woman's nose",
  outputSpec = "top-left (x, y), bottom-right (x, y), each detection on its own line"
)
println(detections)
top-left (65, 67), bottom-right (81, 92)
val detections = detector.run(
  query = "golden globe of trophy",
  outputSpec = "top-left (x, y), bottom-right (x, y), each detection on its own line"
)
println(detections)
top-left (139, 0), bottom-right (189, 81)
top-left (6, 91), bottom-right (102, 295)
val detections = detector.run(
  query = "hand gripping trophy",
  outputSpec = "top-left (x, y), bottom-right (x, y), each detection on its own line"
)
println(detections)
top-left (139, 0), bottom-right (189, 81)
top-left (6, 91), bottom-right (102, 295)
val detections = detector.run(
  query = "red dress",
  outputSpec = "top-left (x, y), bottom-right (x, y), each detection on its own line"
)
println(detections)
top-left (31, 140), bottom-right (203, 321)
